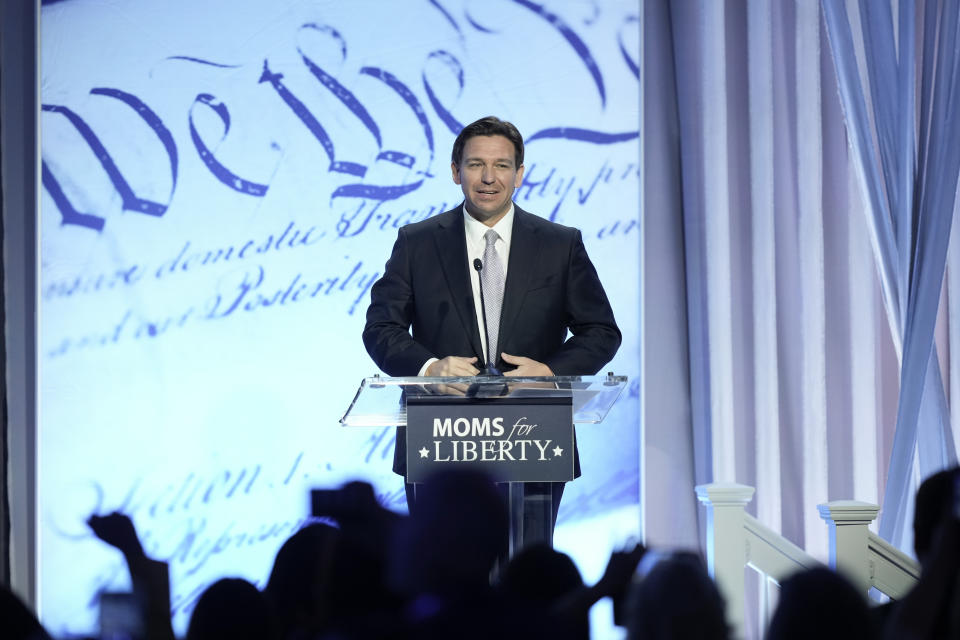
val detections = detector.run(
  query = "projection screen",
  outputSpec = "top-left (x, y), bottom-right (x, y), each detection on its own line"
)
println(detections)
top-left (38, 0), bottom-right (641, 634)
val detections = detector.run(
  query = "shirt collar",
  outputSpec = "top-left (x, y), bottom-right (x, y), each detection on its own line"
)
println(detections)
top-left (462, 202), bottom-right (515, 247)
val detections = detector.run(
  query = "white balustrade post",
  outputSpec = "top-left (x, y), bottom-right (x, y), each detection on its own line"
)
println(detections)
top-left (696, 483), bottom-right (755, 639)
top-left (817, 501), bottom-right (880, 593)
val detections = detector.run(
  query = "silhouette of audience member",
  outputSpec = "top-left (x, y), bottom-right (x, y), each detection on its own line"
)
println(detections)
top-left (499, 543), bottom-right (584, 606)
top-left (263, 522), bottom-right (340, 639)
top-left (387, 468), bottom-right (552, 639)
top-left (88, 512), bottom-right (174, 640)
top-left (882, 466), bottom-right (960, 639)
top-left (766, 567), bottom-right (872, 640)
top-left (499, 542), bottom-right (645, 640)
top-left (316, 481), bottom-right (401, 622)
top-left (309, 482), bottom-right (405, 638)
top-left (498, 544), bottom-right (588, 638)
top-left (390, 468), bottom-right (508, 598)
top-left (625, 551), bottom-right (728, 640)
top-left (78, 477), bottom-right (649, 640)
top-left (266, 481), bottom-right (408, 640)
top-left (1, 585), bottom-right (53, 640)
top-left (186, 578), bottom-right (276, 640)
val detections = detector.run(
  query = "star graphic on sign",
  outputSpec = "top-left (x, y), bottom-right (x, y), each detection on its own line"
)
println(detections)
top-left (553, 446), bottom-right (563, 457)
top-left (419, 447), bottom-right (430, 459)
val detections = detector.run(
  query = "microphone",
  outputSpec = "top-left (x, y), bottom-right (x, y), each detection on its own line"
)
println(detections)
top-left (473, 258), bottom-right (502, 376)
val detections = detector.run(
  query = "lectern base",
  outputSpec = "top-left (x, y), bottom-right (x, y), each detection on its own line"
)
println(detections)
top-left (406, 480), bottom-right (563, 557)
top-left (506, 481), bottom-right (563, 555)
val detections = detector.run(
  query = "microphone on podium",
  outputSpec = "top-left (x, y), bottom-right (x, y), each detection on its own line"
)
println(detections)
top-left (473, 258), bottom-right (502, 377)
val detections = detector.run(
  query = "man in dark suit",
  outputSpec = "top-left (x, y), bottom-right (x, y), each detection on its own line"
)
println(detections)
top-left (362, 116), bottom-right (621, 530)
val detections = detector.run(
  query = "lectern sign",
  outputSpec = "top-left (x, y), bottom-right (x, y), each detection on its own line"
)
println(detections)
top-left (405, 396), bottom-right (575, 483)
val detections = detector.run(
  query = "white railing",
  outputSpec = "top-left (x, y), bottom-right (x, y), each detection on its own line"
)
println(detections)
top-left (818, 501), bottom-right (920, 599)
top-left (696, 484), bottom-right (921, 639)
top-left (866, 532), bottom-right (921, 598)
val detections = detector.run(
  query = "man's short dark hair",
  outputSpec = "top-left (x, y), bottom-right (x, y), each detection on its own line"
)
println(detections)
top-left (451, 116), bottom-right (524, 169)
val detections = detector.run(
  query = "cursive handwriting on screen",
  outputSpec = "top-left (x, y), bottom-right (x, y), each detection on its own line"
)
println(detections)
top-left (39, 2), bottom-right (641, 636)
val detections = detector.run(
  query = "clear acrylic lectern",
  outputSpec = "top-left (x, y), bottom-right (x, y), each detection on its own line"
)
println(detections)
top-left (341, 373), bottom-right (628, 555)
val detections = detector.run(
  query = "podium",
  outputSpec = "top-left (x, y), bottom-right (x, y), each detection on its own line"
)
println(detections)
top-left (341, 373), bottom-right (627, 556)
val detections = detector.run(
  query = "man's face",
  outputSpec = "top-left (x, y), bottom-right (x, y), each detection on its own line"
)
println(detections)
top-left (452, 134), bottom-right (525, 226)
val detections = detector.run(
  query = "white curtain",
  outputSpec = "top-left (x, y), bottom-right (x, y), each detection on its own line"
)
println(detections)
top-left (642, 0), bottom-right (960, 574)
top-left (821, 0), bottom-right (960, 548)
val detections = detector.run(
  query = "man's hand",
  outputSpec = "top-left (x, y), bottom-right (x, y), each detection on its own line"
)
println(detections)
top-left (502, 353), bottom-right (554, 377)
top-left (425, 356), bottom-right (480, 377)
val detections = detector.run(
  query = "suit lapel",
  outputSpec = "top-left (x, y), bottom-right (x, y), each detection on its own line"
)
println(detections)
top-left (498, 207), bottom-right (541, 353)
top-left (433, 207), bottom-right (484, 360)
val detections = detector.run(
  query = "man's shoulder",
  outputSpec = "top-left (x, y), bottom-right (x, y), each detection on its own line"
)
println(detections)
top-left (515, 206), bottom-right (580, 240)
top-left (399, 206), bottom-right (462, 237)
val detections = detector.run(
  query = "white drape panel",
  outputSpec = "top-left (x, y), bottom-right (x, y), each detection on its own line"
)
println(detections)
top-left (822, 0), bottom-right (960, 549)
top-left (748, 0), bottom-right (781, 530)
top-left (641, 0), bottom-right (700, 550)
top-left (848, 169), bottom-right (881, 506)
top-left (795, 0), bottom-right (829, 555)
top-left (645, 0), bottom-right (910, 565)
top-left (950, 207), bottom-right (960, 457)
top-left (701, 0), bottom-right (737, 483)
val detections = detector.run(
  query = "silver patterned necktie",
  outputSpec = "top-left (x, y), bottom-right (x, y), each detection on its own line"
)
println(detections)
top-left (481, 228), bottom-right (505, 366)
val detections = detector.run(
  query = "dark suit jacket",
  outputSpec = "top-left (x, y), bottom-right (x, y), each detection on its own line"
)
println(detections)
top-left (362, 204), bottom-right (621, 475)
